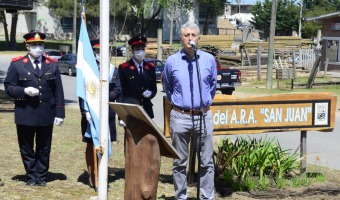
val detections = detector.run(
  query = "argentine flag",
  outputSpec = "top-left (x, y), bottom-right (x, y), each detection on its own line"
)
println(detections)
top-left (76, 19), bottom-right (100, 148)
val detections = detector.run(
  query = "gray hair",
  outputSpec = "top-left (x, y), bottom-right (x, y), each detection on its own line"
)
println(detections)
top-left (180, 21), bottom-right (200, 36)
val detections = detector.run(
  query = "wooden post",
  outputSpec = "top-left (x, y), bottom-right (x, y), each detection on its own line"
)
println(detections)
top-left (300, 130), bottom-right (307, 174)
top-left (124, 116), bottom-right (160, 200)
top-left (323, 57), bottom-right (329, 78)
top-left (241, 48), bottom-right (244, 66)
top-left (245, 48), bottom-right (251, 66)
top-left (187, 134), bottom-right (196, 185)
top-left (257, 46), bottom-right (262, 81)
top-left (306, 55), bottom-right (321, 89)
top-left (157, 29), bottom-right (162, 61)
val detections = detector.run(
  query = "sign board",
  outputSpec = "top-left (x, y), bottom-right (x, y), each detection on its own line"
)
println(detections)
top-left (164, 93), bottom-right (337, 137)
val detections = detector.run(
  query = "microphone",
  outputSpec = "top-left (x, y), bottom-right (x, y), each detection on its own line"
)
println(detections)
top-left (189, 40), bottom-right (197, 50)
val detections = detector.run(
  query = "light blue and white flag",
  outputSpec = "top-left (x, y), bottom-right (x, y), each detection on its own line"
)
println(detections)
top-left (76, 19), bottom-right (100, 148)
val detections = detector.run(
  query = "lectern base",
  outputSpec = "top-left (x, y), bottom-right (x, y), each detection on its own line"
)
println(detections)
top-left (124, 116), bottom-right (161, 200)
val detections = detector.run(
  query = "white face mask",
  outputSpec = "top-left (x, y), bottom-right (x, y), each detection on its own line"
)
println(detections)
top-left (29, 45), bottom-right (44, 58)
top-left (134, 50), bottom-right (145, 61)
top-left (95, 53), bottom-right (100, 62)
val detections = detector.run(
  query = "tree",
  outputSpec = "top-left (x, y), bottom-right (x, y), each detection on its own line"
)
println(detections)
top-left (249, 0), bottom-right (272, 39)
top-left (0, 11), bottom-right (9, 49)
top-left (199, 0), bottom-right (226, 35)
top-left (250, 0), bottom-right (299, 40)
top-left (43, 0), bottom-right (194, 36)
top-left (302, 0), bottom-right (336, 38)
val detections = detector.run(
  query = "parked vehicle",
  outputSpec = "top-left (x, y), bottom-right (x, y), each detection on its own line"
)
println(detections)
top-left (57, 54), bottom-right (77, 76)
top-left (44, 49), bottom-right (63, 60)
top-left (144, 58), bottom-right (164, 82)
top-left (115, 45), bottom-right (127, 56)
top-left (214, 55), bottom-right (241, 95)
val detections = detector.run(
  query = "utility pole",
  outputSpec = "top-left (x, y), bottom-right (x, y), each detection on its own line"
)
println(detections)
top-left (298, 0), bottom-right (303, 37)
top-left (266, 0), bottom-right (277, 89)
top-left (72, 0), bottom-right (77, 54)
top-left (169, 4), bottom-right (174, 46)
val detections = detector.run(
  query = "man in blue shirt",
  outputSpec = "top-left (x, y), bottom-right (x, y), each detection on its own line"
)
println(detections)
top-left (164, 21), bottom-right (217, 200)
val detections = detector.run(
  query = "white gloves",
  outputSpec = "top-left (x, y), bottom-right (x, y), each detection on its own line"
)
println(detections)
top-left (54, 117), bottom-right (64, 126)
top-left (142, 90), bottom-right (152, 98)
top-left (24, 87), bottom-right (39, 97)
top-left (85, 112), bottom-right (92, 122)
top-left (118, 120), bottom-right (126, 127)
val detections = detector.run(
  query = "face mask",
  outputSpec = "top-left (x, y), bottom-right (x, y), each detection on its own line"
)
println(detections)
top-left (134, 50), bottom-right (145, 61)
top-left (95, 53), bottom-right (100, 62)
top-left (29, 45), bottom-right (44, 58)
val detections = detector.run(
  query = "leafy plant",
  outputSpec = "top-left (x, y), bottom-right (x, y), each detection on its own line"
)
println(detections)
top-left (214, 136), bottom-right (301, 191)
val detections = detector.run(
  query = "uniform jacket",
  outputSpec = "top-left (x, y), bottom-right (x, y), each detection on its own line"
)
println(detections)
top-left (118, 59), bottom-right (157, 118)
top-left (4, 54), bottom-right (65, 126)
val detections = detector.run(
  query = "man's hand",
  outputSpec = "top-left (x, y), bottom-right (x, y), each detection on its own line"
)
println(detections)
top-left (24, 87), bottom-right (39, 97)
top-left (85, 112), bottom-right (92, 122)
top-left (142, 90), bottom-right (152, 98)
top-left (54, 118), bottom-right (64, 126)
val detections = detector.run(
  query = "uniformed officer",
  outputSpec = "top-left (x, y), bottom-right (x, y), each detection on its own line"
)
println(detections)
top-left (4, 30), bottom-right (65, 187)
top-left (118, 35), bottom-right (157, 119)
top-left (78, 39), bottom-right (121, 191)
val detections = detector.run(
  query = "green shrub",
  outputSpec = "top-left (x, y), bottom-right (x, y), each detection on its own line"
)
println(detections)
top-left (214, 136), bottom-right (301, 191)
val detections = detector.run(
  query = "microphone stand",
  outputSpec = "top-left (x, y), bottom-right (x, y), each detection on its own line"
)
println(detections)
top-left (192, 45), bottom-right (207, 199)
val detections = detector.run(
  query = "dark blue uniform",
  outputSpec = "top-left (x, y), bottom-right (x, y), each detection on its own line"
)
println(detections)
top-left (118, 59), bottom-right (157, 118)
top-left (4, 54), bottom-right (65, 185)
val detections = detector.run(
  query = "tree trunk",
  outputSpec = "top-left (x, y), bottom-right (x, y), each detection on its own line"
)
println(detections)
top-left (203, 7), bottom-right (211, 35)
top-left (141, 6), bottom-right (161, 36)
top-left (10, 12), bottom-right (18, 50)
top-left (0, 11), bottom-right (10, 49)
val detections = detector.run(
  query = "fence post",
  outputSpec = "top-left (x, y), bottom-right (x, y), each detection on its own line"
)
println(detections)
top-left (300, 130), bottom-right (307, 174)
top-left (257, 46), bottom-right (262, 81)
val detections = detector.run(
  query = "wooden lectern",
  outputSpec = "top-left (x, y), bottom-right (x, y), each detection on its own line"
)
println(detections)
top-left (109, 102), bottom-right (180, 200)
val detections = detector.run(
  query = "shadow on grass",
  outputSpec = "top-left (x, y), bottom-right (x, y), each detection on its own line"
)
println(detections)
top-left (77, 167), bottom-right (126, 186)
top-left (12, 171), bottom-right (67, 183)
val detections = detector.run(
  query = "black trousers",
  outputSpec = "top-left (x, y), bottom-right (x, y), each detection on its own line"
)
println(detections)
top-left (16, 124), bottom-right (53, 183)
top-left (81, 111), bottom-right (117, 143)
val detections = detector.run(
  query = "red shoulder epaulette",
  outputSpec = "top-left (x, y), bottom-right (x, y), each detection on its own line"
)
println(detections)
top-left (146, 62), bottom-right (155, 68)
top-left (121, 62), bottom-right (130, 69)
top-left (45, 56), bottom-right (58, 63)
top-left (12, 56), bottom-right (24, 62)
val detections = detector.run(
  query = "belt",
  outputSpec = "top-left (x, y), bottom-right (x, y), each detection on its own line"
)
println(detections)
top-left (172, 106), bottom-right (210, 115)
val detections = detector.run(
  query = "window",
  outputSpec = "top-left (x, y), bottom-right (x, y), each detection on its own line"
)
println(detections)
top-left (326, 40), bottom-right (340, 62)
top-left (60, 17), bottom-right (73, 29)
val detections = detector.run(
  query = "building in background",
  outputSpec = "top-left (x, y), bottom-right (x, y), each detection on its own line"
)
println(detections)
top-left (1, 1), bottom-right (256, 42)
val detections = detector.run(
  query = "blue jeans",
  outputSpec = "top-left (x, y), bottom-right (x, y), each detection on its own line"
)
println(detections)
top-left (170, 109), bottom-right (215, 200)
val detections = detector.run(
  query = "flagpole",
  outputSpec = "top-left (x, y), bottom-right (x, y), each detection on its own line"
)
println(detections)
top-left (81, 0), bottom-right (86, 24)
top-left (98, 0), bottom-right (110, 199)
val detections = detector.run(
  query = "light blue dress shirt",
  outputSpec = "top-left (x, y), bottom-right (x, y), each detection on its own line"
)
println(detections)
top-left (164, 49), bottom-right (217, 110)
